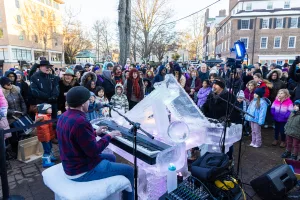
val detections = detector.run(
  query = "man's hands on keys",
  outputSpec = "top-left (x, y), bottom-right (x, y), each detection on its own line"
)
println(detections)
top-left (108, 131), bottom-right (122, 138)
top-left (96, 126), bottom-right (108, 135)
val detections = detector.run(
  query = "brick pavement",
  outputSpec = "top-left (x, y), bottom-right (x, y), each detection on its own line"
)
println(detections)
top-left (0, 129), bottom-right (290, 200)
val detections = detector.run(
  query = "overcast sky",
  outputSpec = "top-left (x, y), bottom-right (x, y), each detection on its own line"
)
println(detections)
top-left (62, 0), bottom-right (229, 30)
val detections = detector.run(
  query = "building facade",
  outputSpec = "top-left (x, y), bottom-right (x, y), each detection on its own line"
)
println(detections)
top-left (214, 0), bottom-right (300, 65)
top-left (0, 0), bottom-right (64, 71)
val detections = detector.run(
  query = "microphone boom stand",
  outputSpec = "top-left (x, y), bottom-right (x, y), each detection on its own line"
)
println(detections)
top-left (109, 106), bottom-right (153, 200)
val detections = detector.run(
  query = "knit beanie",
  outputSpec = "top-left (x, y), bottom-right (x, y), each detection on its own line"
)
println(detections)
top-left (213, 78), bottom-right (225, 89)
top-left (37, 104), bottom-right (52, 114)
top-left (106, 62), bottom-right (114, 68)
top-left (0, 77), bottom-right (12, 88)
top-left (66, 86), bottom-right (91, 108)
top-left (237, 90), bottom-right (245, 99)
top-left (295, 100), bottom-right (300, 106)
top-left (254, 87), bottom-right (265, 98)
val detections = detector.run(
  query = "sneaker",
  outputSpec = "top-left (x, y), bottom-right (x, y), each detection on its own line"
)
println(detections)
top-left (290, 154), bottom-right (297, 160)
top-left (272, 140), bottom-right (278, 146)
top-left (253, 144), bottom-right (261, 148)
top-left (280, 142), bottom-right (286, 148)
top-left (281, 151), bottom-right (291, 158)
top-left (42, 156), bottom-right (55, 168)
top-left (264, 125), bottom-right (269, 128)
top-left (249, 143), bottom-right (255, 147)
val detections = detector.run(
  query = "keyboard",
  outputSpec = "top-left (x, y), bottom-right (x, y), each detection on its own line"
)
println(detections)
top-left (93, 120), bottom-right (171, 165)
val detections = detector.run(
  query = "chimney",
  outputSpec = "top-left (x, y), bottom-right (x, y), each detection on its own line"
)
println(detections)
top-left (205, 9), bottom-right (210, 21)
top-left (219, 9), bottom-right (226, 17)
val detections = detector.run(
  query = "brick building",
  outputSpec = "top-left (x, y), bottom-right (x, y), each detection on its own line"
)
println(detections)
top-left (0, 0), bottom-right (64, 72)
top-left (214, 0), bottom-right (300, 65)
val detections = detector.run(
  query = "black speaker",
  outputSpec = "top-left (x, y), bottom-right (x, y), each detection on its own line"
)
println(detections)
top-left (250, 164), bottom-right (297, 200)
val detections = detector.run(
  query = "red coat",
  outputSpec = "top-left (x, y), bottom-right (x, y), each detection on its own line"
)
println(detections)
top-left (36, 113), bottom-right (54, 142)
top-left (257, 80), bottom-right (270, 98)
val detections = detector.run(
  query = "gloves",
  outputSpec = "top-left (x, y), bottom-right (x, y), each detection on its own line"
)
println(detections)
top-left (48, 97), bottom-right (58, 103)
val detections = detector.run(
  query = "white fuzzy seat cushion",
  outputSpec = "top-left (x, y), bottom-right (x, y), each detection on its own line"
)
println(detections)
top-left (42, 163), bottom-right (132, 200)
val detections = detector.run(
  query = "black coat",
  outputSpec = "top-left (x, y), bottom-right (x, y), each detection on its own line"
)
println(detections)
top-left (289, 61), bottom-right (300, 101)
top-left (15, 80), bottom-right (29, 105)
top-left (201, 89), bottom-right (241, 124)
top-left (30, 71), bottom-right (60, 104)
top-left (58, 79), bottom-right (80, 112)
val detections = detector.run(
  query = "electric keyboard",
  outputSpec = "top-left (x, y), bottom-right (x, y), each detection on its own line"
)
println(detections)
top-left (93, 120), bottom-right (171, 165)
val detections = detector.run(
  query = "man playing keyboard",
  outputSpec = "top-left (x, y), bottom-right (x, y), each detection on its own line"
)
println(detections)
top-left (56, 86), bottom-right (134, 200)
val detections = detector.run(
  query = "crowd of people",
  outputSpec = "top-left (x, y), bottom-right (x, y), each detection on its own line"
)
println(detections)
top-left (1, 57), bottom-right (300, 166)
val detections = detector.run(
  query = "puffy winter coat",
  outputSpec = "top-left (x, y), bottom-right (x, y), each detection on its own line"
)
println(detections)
top-left (267, 69), bottom-right (286, 102)
top-left (2, 85), bottom-right (27, 124)
top-left (58, 78), bottom-right (80, 113)
top-left (30, 71), bottom-right (60, 104)
top-left (102, 70), bottom-right (116, 101)
top-left (270, 98), bottom-right (293, 122)
top-left (245, 98), bottom-right (269, 125)
top-left (80, 72), bottom-right (97, 87)
top-left (110, 84), bottom-right (129, 113)
top-left (285, 111), bottom-right (300, 139)
top-left (0, 87), bottom-right (8, 109)
top-left (256, 80), bottom-right (272, 98)
top-left (197, 87), bottom-right (211, 107)
top-left (35, 113), bottom-right (54, 142)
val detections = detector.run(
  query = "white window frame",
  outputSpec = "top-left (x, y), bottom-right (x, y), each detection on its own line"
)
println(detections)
top-left (274, 36), bottom-right (282, 48)
top-left (284, 1), bottom-right (291, 9)
top-left (228, 39), bottom-right (231, 50)
top-left (288, 36), bottom-right (296, 48)
top-left (241, 19), bottom-right (250, 30)
top-left (245, 3), bottom-right (252, 11)
top-left (276, 18), bottom-right (283, 29)
top-left (240, 37), bottom-right (249, 49)
top-left (267, 2), bottom-right (273, 10)
top-left (260, 37), bottom-right (268, 49)
top-left (290, 17), bottom-right (298, 28)
top-left (225, 41), bottom-right (227, 51)
top-left (262, 18), bottom-right (269, 29)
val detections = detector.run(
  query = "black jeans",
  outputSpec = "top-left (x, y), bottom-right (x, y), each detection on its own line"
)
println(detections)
top-left (274, 121), bottom-right (286, 141)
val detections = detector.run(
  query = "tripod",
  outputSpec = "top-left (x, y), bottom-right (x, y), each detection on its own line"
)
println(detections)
top-left (109, 107), bottom-right (153, 200)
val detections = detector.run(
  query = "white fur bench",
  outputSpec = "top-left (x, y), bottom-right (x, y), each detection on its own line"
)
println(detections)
top-left (42, 163), bottom-right (132, 200)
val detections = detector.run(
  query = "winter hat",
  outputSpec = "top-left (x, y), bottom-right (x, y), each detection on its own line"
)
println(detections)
top-left (37, 104), bottom-right (52, 114)
top-left (254, 87), bottom-right (265, 98)
top-left (9, 68), bottom-right (15, 72)
top-left (90, 91), bottom-right (96, 97)
top-left (64, 68), bottom-right (75, 76)
top-left (106, 62), bottom-right (114, 69)
top-left (66, 86), bottom-right (91, 108)
top-left (74, 65), bottom-right (84, 72)
top-left (0, 77), bottom-right (12, 87)
top-left (294, 100), bottom-right (300, 106)
top-left (15, 70), bottom-right (23, 76)
top-left (212, 78), bottom-right (225, 89)
top-left (237, 90), bottom-right (245, 99)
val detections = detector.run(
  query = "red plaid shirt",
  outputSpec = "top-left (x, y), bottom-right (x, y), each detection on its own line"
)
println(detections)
top-left (57, 109), bottom-right (111, 176)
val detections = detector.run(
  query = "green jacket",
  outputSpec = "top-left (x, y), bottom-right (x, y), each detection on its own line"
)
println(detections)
top-left (285, 111), bottom-right (300, 139)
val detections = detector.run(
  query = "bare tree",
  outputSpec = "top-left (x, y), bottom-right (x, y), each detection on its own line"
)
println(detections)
top-left (118, 0), bottom-right (131, 66)
top-left (132, 0), bottom-right (172, 62)
top-left (189, 13), bottom-right (205, 60)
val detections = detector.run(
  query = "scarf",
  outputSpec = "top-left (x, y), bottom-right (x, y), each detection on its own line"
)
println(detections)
top-left (190, 77), bottom-right (196, 89)
top-left (133, 78), bottom-right (141, 99)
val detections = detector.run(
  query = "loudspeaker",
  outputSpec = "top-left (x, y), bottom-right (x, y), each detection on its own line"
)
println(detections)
top-left (250, 164), bottom-right (297, 200)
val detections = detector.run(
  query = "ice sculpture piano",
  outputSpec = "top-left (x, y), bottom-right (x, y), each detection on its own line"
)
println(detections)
top-left (92, 74), bottom-right (242, 199)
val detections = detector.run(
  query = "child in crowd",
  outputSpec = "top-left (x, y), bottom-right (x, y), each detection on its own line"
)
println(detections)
top-left (245, 87), bottom-right (269, 148)
top-left (237, 90), bottom-right (250, 135)
top-left (244, 80), bottom-right (257, 105)
top-left (110, 83), bottom-right (129, 113)
top-left (143, 78), bottom-right (154, 96)
top-left (270, 89), bottom-right (293, 148)
top-left (0, 85), bottom-right (11, 140)
top-left (86, 92), bottom-right (100, 121)
top-left (95, 86), bottom-right (109, 117)
top-left (35, 104), bottom-right (56, 168)
top-left (281, 100), bottom-right (300, 160)
top-left (197, 80), bottom-right (211, 108)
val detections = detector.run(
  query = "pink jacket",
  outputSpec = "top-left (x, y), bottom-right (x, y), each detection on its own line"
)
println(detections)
top-left (0, 87), bottom-right (8, 108)
top-left (271, 98), bottom-right (293, 122)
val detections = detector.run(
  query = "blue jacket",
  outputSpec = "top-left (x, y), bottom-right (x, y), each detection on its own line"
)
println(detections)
top-left (245, 98), bottom-right (269, 125)
top-left (86, 102), bottom-right (100, 121)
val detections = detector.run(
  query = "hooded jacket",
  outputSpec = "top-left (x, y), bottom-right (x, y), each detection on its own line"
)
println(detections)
top-left (4, 70), bottom-right (17, 85)
top-left (197, 87), bottom-right (211, 107)
top-left (153, 65), bottom-right (166, 84)
top-left (35, 112), bottom-right (54, 142)
top-left (143, 78), bottom-right (154, 96)
top-left (110, 84), bottom-right (129, 113)
top-left (102, 70), bottom-right (116, 101)
top-left (270, 98), bottom-right (293, 122)
top-left (267, 69), bottom-right (286, 102)
top-left (80, 72), bottom-right (97, 87)
top-left (2, 85), bottom-right (27, 124)
top-left (285, 111), bottom-right (300, 139)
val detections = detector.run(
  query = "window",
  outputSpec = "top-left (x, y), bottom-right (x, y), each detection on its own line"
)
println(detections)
top-left (262, 19), bottom-right (269, 28)
top-left (260, 37), bottom-right (268, 49)
top-left (288, 36), bottom-right (296, 48)
top-left (284, 1), bottom-right (290, 9)
top-left (246, 3), bottom-right (252, 11)
top-left (240, 37), bottom-right (248, 49)
top-left (0, 28), bottom-right (3, 39)
top-left (41, 10), bottom-right (44, 17)
top-left (267, 2), bottom-right (273, 10)
top-left (17, 15), bottom-right (21, 24)
top-left (276, 18), bottom-right (283, 28)
top-left (290, 18), bottom-right (298, 28)
top-left (15, 0), bottom-right (20, 8)
top-left (12, 48), bottom-right (32, 60)
top-left (277, 60), bottom-right (283, 65)
top-left (274, 36), bottom-right (281, 48)
top-left (19, 34), bottom-right (24, 41)
top-left (241, 19), bottom-right (250, 29)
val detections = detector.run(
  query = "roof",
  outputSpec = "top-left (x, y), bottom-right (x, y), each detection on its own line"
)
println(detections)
top-left (76, 50), bottom-right (96, 58)
top-left (233, 10), bottom-right (300, 17)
